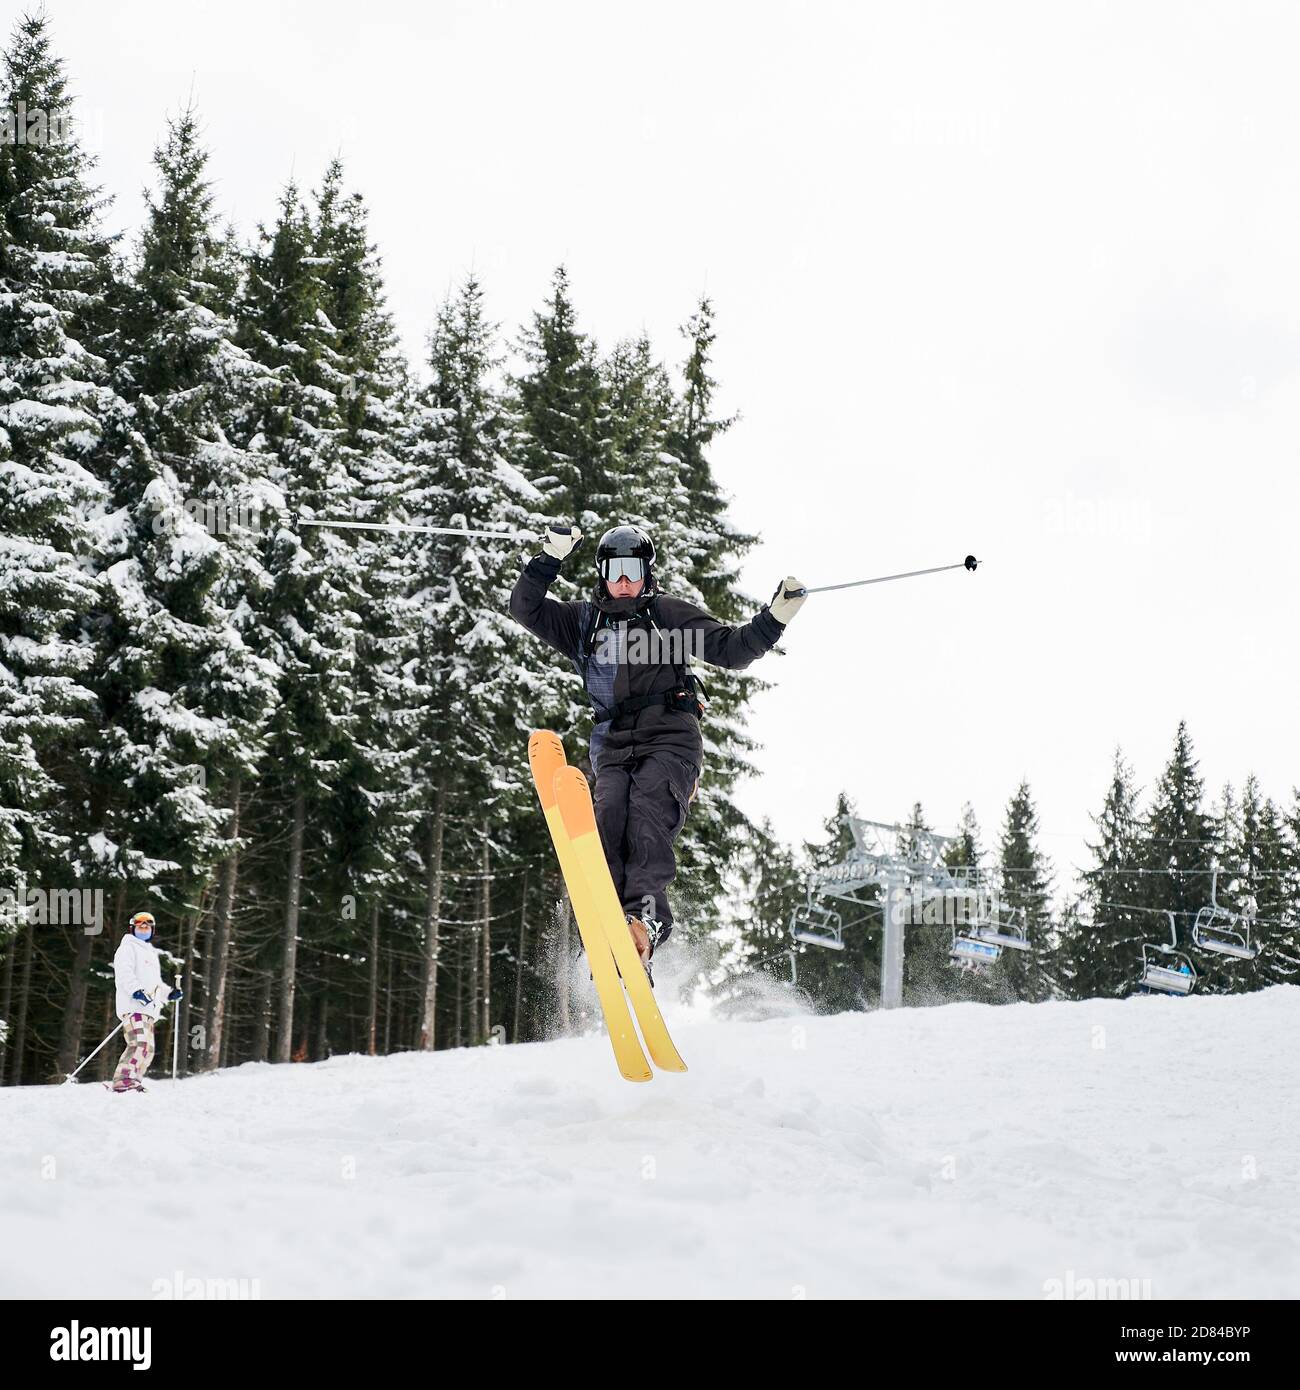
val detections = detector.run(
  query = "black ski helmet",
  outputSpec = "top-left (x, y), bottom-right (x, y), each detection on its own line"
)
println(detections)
top-left (595, 524), bottom-right (656, 596)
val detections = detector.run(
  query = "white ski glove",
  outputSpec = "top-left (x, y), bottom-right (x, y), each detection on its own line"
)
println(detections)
top-left (769, 576), bottom-right (807, 626)
top-left (541, 524), bottom-right (582, 562)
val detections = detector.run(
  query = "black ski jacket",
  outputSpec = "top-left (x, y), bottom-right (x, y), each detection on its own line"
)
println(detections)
top-left (509, 553), bottom-right (785, 772)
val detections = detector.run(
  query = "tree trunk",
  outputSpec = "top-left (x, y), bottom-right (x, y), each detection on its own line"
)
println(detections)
top-left (367, 900), bottom-right (380, 1055)
top-left (382, 951), bottom-right (393, 1054)
top-left (57, 884), bottom-right (122, 1077)
top-left (417, 783), bottom-right (446, 1050)
top-left (10, 923), bottom-right (33, 1085)
top-left (454, 934), bottom-right (463, 1048)
top-left (176, 907), bottom-right (198, 1079)
top-left (276, 787), bottom-right (307, 1063)
top-left (56, 927), bottom-right (95, 1078)
top-left (480, 830), bottom-right (491, 1043)
top-left (513, 868), bottom-right (529, 1045)
top-left (0, 925), bottom-right (15, 1085)
top-left (251, 971), bottom-right (272, 1063)
top-left (468, 915), bottom-right (479, 1046)
top-left (220, 959), bottom-right (237, 1070)
top-left (205, 778), bottom-right (242, 1070)
top-left (96, 985), bottom-right (113, 1082)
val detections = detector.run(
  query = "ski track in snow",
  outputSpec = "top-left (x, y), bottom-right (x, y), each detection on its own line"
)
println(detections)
top-left (2, 987), bottom-right (1297, 1299)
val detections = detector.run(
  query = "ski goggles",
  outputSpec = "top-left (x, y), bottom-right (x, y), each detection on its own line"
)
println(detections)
top-left (600, 557), bottom-right (646, 584)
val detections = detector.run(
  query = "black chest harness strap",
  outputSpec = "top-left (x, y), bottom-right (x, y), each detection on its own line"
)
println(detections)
top-left (579, 598), bottom-right (708, 724)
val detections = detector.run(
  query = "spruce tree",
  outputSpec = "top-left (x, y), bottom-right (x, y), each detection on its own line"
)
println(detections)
top-left (1274, 790), bottom-right (1300, 988)
top-left (1139, 722), bottom-right (1216, 987)
top-left (93, 105), bottom-right (280, 958)
top-left (400, 272), bottom-right (537, 1047)
top-left (0, 13), bottom-right (111, 889)
top-left (896, 801), bottom-right (948, 1002)
top-left (509, 264), bottom-right (612, 529)
top-left (309, 163), bottom-right (420, 961)
top-left (783, 792), bottom-right (877, 1011)
top-left (1075, 749), bottom-right (1144, 998)
top-left (666, 296), bottom-right (754, 624)
top-left (1219, 775), bottom-right (1280, 993)
top-left (234, 179), bottom-right (366, 1061)
top-left (0, 13), bottom-right (126, 1078)
top-left (998, 779), bottom-right (1054, 1000)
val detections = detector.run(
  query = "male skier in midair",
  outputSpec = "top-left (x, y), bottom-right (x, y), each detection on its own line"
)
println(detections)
top-left (510, 523), bottom-right (805, 980)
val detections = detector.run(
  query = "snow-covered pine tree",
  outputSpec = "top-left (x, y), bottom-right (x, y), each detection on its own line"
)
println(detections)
top-left (787, 791), bottom-right (876, 1010)
top-left (509, 264), bottom-right (613, 533)
top-left (0, 13), bottom-right (132, 1079)
top-left (307, 163), bottom-right (422, 1030)
top-left (1073, 749), bottom-right (1145, 998)
top-left (234, 179), bottom-right (366, 1062)
top-left (732, 814), bottom-right (805, 968)
top-left (400, 273), bottom-right (540, 1048)
top-left (658, 302), bottom-right (770, 934)
top-left (106, 105), bottom-right (283, 1071)
top-left (667, 296), bottom-right (753, 624)
top-left (1139, 721), bottom-right (1215, 987)
top-left (1218, 774), bottom-right (1280, 993)
top-left (598, 329), bottom-right (743, 930)
top-left (895, 801), bottom-right (948, 1000)
top-left (942, 802), bottom-right (984, 882)
top-left (929, 801), bottom-right (1000, 1002)
top-left (1276, 791), bottom-right (1300, 988)
top-left (997, 779), bottom-right (1054, 1000)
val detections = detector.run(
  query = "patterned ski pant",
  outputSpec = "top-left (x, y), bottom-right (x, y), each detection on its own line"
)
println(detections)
top-left (111, 1013), bottom-right (156, 1091)
top-left (592, 748), bottom-right (698, 938)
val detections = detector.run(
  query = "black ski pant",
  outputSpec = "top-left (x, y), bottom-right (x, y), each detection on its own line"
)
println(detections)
top-left (592, 747), bottom-right (698, 940)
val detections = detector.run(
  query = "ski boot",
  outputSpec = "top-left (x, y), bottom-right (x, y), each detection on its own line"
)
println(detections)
top-left (625, 914), bottom-right (666, 987)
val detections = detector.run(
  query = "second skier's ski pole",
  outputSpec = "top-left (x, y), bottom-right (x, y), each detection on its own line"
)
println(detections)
top-left (171, 973), bottom-right (182, 1082)
top-left (65, 1022), bottom-right (124, 1084)
top-left (783, 554), bottom-right (980, 600)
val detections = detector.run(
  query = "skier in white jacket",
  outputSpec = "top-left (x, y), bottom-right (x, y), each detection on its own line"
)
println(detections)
top-left (109, 912), bottom-right (181, 1093)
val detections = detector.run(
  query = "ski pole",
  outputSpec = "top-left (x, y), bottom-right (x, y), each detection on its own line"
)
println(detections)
top-left (783, 555), bottom-right (980, 600)
top-left (65, 1022), bottom-right (124, 1084)
top-left (299, 518), bottom-right (527, 540)
top-left (171, 973), bottom-right (182, 1082)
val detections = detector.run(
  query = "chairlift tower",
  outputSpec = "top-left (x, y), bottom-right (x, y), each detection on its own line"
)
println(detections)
top-left (789, 816), bottom-right (1018, 1008)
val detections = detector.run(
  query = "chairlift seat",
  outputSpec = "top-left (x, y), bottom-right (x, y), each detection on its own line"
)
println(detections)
top-left (1139, 963), bottom-right (1195, 996)
top-left (790, 905), bottom-right (844, 951)
top-left (950, 935), bottom-right (1000, 968)
top-left (1192, 917), bottom-right (1258, 961)
top-left (972, 926), bottom-right (1030, 951)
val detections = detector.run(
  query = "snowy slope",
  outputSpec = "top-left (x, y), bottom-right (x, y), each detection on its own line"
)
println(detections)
top-left (2, 986), bottom-right (1298, 1300)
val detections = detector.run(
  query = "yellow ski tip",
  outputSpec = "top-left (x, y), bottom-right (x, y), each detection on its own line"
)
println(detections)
top-left (554, 764), bottom-right (596, 840)
top-left (528, 730), bottom-right (567, 810)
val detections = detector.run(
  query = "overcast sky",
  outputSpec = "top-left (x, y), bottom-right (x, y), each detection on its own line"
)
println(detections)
top-left (37, 0), bottom-right (1299, 887)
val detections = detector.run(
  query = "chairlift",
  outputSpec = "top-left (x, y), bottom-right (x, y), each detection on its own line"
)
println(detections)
top-left (949, 928), bottom-right (1002, 973)
top-left (790, 903), bottom-right (845, 951)
top-left (1191, 869), bottom-right (1259, 961)
top-left (950, 901), bottom-right (1029, 973)
top-left (1138, 912), bottom-right (1197, 996)
top-left (971, 906), bottom-right (1032, 953)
